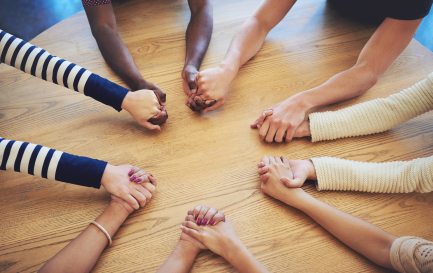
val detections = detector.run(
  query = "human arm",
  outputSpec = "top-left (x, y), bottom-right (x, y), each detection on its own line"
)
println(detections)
top-left (182, 0), bottom-right (213, 111)
top-left (39, 186), bottom-right (154, 273)
top-left (0, 29), bottom-right (167, 129)
top-left (192, 0), bottom-right (296, 112)
top-left (0, 136), bottom-right (158, 209)
top-left (308, 72), bottom-right (433, 141)
top-left (251, 18), bottom-right (422, 142)
top-left (83, 2), bottom-right (160, 92)
top-left (258, 160), bottom-right (395, 269)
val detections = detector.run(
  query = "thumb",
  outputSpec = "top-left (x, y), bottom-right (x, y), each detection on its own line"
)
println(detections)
top-left (140, 120), bottom-right (161, 131)
top-left (294, 120), bottom-right (311, 138)
top-left (281, 177), bottom-right (303, 188)
top-left (188, 72), bottom-right (198, 93)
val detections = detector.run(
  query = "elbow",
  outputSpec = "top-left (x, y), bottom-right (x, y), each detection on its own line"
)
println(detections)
top-left (90, 22), bottom-right (117, 40)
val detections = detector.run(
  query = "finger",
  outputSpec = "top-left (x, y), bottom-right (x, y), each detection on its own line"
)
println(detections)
top-left (202, 207), bottom-right (218, 225)
top-left (203, 100), bottom-right (224, 113)
top-left (204, 99), bottom-right (217, 108)
top-left (197, 206), bottom-right (210, 225)
top-left (139, 120), bottom-right (161, 131)
top-left (135, 173), bottom-right (151, 184)
top-left (257, 161), bottom-right (265, 168)
top-left (130, 170), bottom-right (146, 182)
top-left (269, 156), bottom-right (278, 165)
top-left (281, 177), bottom-right (303, 188)
top-left (188, 72), bottom-right (198, 93)
top-left (185, 214), bottom-right (195, 221)
top-left (152, 88), bottom-right (166, 104)
top-left (128, 166), bottom-right (139, 176)
top-left (123, 193), bottom-right (140, 210)
top-left (261, 156), bottom-right (270, 166)
top-left (265, 122), bottom-right (279, 143)
top-left (180, 226), bottom-right (202, 241)
top-left (142, 182), bottom-right (156, 194)
top-left (284, 126), bottom-right (296, 143)
top-left (130, 189), bottom-right (147, 207)
top-left (251, 109), bottom-right (273, 129)
top-left (182, 220), bottom-right (201, 231)
top-left (294, 120), bottom-right (311, 138)
top-left (258, 118), bottom-right (271, 140)
top-left (187, 209), bottom-right (194, 216)
top-left (274, 126), bottom-right (288, 143)
top-left (260, 173), bottom-right (270, 183)
top-left (193, 205), bottom-right (202, 219)
top-left (209, 211), bottom-right (225, 225)
top-left (258, 166), bottom-right (269, 175)
top-left (148, 175), bottom-right (158, 186)
top-left (134, 184), bottom-right (152, 200)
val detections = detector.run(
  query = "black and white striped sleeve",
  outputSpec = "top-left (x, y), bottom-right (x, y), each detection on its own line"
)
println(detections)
top-left (0, 137), bottom-right (107, 188)
top-left (0, 29), bottom-right (129, 111)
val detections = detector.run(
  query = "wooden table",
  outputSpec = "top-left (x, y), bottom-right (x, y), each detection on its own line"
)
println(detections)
top-left (1, 0), bottom-right (433, 272)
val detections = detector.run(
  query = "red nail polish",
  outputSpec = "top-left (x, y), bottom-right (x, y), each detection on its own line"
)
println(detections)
top-left (135, 178), bottom-right (141, 183)
top-left (130, 175), bottom-right (136, 181)
top-left (202, 219), bottom-right (208, 225)
top-left (209, 220), bottom-right (215, 225)
top-left (128, 170), bottom-right (133, 176)
top-left (197, 218), bottom-right (202, 225)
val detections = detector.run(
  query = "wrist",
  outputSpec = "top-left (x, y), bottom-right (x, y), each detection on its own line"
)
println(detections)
top-left (176, 240), bottom-right (201, 257)
top-left (306, 159), bottom-right (317, 180)
top-left (108, 200), bottom-right (133, 217)
top-left (223, 238), bottom-right (246, 263)
top-left (121, 91), bottom-right (134, 112)
top-left (218, 62), bottom-right (238, 81)
top-left (290, 92), bottom-right (316, 113)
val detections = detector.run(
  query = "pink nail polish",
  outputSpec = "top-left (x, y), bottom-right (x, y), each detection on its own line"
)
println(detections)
top-left (209, 220), bottom-right (215, 225)
top-left (130, 175), bottom-right (136, 181)
top-left (197, 218), bottom-right (202, 225)
top-left (128, 170), bottom-right (134, 176)
top-left (135, 178), bottom-right (141, 183)
top-left (202, 219), bottom-right (208, 225)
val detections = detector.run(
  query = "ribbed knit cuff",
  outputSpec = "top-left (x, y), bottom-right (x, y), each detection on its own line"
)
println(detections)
top-left (311, 156), bottom-right (433, 193)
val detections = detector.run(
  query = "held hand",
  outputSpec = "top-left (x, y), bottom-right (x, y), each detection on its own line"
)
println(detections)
top-left (180, 219), bottom-right (243, 259)
top-left (258, 156), bottom-right (316, 188)
top-left (258, 156), bottom-right (309, 207)
top-left (251, 97), bottom-right (312, 143)
top-left (179, 214), bottom-right (207, 251)
top-left (191, 65), bottom-right (235, 113)
top-left (122, 89), bottom-right (168, 130)
top-left (101, 164), bottom-right (157, 210)
top-left (182, 65), bottom-right (199, 96)
top-left (189, 205), bottom-right (226, 226)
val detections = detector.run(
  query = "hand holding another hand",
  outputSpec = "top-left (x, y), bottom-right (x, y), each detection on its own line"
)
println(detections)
top-left (122, 88), bottom-right (168, 130)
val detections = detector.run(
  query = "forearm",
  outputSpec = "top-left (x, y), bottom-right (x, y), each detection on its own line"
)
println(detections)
top-left (39, 202), bottom-right (131, 273)
top-left (156, 241), bottom-right (199, 273)
top-left (296, 64), bottom-right (379, 112)
top-left (308, 72), bottom-right (433, 142)
top-left (220, 17), bottom-right (269, 75)
top-left (91, 25), bottom-right (145, 90)
top-left (185, 0), bottom-right (213, 69)
top-left (0, 137), bottom-right (106, 188)
top-left (225, 243), bottom-right (269, 273)
top-left (290, 193), bottom-right (395, 269)
top-left (0, 29), bottom-right (128, 111)
top-left (311, 155), bottom-right (433, 193)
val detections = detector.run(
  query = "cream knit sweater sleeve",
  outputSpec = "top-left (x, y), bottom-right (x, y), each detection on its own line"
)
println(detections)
top-left (390, 236), bottom-right (433, 273)
top-left (309, 73), bottom-right (433, 142)
top-left (311, 156), bottom-right (433, 193)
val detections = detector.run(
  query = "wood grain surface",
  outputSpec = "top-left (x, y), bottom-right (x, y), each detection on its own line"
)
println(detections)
top-left (1, 0), bottom-right (433, 272)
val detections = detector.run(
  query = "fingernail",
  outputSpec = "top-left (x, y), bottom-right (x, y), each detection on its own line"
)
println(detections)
top-left (202, 219), bottom-right (208, 225)
top-left (128, 170), bottom-right (134, 176)
top-left (197, 218), bottom-right (202, 225)
top-left (209, 220), bottom-right (215, 225)
top-left (192, 89), bottom-right (197, 94)
top-left (135, 178), bottom-right (141, 183)
top-left (130, 175), bottom-right (136, 181)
